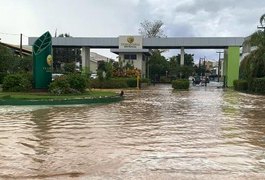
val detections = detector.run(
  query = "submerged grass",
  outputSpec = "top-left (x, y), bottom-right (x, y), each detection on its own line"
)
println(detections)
top-left (0, 90), bottom-right (117, 100)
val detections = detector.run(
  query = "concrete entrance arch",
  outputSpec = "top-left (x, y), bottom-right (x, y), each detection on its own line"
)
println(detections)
top-left (29, 35), bottom-right (244, 87)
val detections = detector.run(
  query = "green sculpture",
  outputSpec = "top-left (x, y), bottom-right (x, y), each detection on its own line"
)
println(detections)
top-left (33, 31), bottom-right (52, 89)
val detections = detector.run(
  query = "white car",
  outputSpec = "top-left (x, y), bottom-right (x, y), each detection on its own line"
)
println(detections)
top-left (90, 73), bottom-right (98, 79)
top-left (52, 73), bottom-right (64, 81)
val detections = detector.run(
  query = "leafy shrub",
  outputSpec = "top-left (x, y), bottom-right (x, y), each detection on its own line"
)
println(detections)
top-left (160, 76), bottom-right (171, 83)
top-left (49, 73), bottom-right (89, 95)
top-left (172, 79), bottom-right (189, 90)
top-left (64, 62), bottom-right (76, 73)
top-left (0, 72), bottom-right (7, 84)
top-left (233, 79), bottom-right (248, 92)
top-left (126, 78), bottom-right (137, 87)
top-left (250, 77), bottom-right (265, 94)
top-left (140, 78), bottom-right (150, 84)
top-left (49, 76), bottom-right (71, 95)
top-left (91, 79), bottom-right (128, 89)
top-left (66, 73), bottom-right (89, 93)
top-left (2, 73), bottom-right (32, 92)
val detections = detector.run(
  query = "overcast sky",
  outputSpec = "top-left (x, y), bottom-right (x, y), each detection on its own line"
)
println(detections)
top-left (0, 0), bottom-right (264, 62)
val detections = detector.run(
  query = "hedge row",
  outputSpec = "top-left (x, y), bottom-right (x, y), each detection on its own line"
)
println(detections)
top-left (2, 73), bottom-right (32, 92)
top-left (233, 79), bottom-right (248, 92)
top-left (91, 78), bottom-right (150, 89)
top-left (234, 77), bottom-right (265, 94)
top-left (250, 77), bottom-right (265, 94)
top-left (49, 73), bottom-right (89, 95)
top-left (172, 79), bottom-right (189, 90)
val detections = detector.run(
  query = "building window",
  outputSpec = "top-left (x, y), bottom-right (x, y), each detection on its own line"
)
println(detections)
top-left (124, 54), bottom-right (137, 60)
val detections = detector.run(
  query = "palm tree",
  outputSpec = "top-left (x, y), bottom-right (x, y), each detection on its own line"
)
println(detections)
top-left (259, 13), bottom-right (265, 26)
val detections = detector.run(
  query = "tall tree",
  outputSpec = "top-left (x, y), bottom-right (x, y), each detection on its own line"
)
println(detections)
top-left (139, 20), bottom-right (168, 80)
top-left (138, 20), bottom-right (166, 38)
top-left (148, 51), bottom-right (169, 81)
top-left (240, 13), bottom-right (265, 80)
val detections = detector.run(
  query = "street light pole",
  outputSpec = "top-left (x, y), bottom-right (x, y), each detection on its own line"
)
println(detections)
top-left (216, 51), bottom-right (224, 82)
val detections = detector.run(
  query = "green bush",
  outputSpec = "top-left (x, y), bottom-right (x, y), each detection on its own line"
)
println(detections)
top-left (91, 79), bottom-right (128, 89)
top-left (49, 73), bottom-right (89, 95)
top-left (172, 79), bottom-right (189, 90)
top-left (91, 77), bottom-right (151, 89)
top-left (49, 76), bottom-right (71, 95)
top-left (64, 62), bottom-right (76, 73)
top-left (233, 79), bottom-right (248, 92)
top-left (66, 73), bottom-right (89, 93)
top-left (2, 73), bottom-right (32, 92)
top-left (140, 78), bottom-right (150, 84)
top-left (250, 77), bottom-right (265, 94)
top-left (126, 78), bottom-right (137, 87)
top-left (160, 76), bottom-right (171, 83)
top-left (0, 72), bottom-right (7, 84)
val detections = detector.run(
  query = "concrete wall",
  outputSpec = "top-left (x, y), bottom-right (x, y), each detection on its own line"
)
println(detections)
top-left (119, 53), bottom-right (146, 78)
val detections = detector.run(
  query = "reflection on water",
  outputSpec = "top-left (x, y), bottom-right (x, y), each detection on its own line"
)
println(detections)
top-left (1, 84), bottom-right (265, 179)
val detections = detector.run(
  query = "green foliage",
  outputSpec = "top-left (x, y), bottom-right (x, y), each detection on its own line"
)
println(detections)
top-left (250, 77), bottom-right (265, 94)
top-left (172, 79), bottom-right (190, 90)
top-left (149, 50), bottom-right (169, 81)
top-left (2, 73), bottom-right (32, 92)
top-left (0, 44), bottom-right (33, 75)
top-left (66, 73), bottom-right (89, 92)
top-left (97, 61), bottom-right (113, 80)
top-left (0, 72), bottom-right (7, 84)
top-left (91, 78), bottom-right (128, 89)
top-left (126, 78), bottom-right (137, 87)
top-left (140, 78), bottom-right (150, 84)
top-left (0, 44), bottom-right (14, 73)
top-left (49, 73), bottom-right (89, 95)
top-left (240, 48), bottom-right (265, 80)
top-left (64, 62), bottom-right (76, 73)
top-left (90, 77), bottom-right (150, 89)
top-left (167, 53), bottom-right (195, 79)
top-left (233, 80), bottom-right (248, 92)
top-left (160, 76), bottom-right (171, 83)
top-left (49, 76), bottom-right (71, 95)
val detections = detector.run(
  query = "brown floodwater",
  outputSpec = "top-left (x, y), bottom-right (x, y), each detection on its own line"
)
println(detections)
top-left (1, 84), bottom-right (265, 179)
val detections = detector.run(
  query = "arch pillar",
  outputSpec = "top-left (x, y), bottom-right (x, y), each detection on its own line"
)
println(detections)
top-left (224, 46), bottom-right (240, 87)
top-left (180, 47), bottom-right (185, 66)
top-left (81, 47), bottom-right (90, 73)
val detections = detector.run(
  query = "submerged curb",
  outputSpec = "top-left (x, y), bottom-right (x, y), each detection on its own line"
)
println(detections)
top-left (0, 95), bottom-right (123, 106)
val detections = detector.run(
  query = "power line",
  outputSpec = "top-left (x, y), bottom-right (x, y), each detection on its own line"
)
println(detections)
top-left (0, 32), bottom-right (20, 36)
top-left (0, 32), bottom-right (29, 38)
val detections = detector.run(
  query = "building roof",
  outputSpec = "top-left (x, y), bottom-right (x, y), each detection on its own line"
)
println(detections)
top-left (0, 42), bottom-right (32, 56)
top-left (29, 37), bottom-right (245, 49)
top-left (90, 52), bottom-right (113, 63)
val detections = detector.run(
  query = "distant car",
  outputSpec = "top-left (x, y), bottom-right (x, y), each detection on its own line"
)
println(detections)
top-left (90, 73), bottom-right (98, 79)
top-left (52, 73), bottom-right (64, 81)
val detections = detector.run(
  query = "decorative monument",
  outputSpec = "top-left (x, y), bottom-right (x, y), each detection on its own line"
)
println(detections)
top-left (32, 31), bottom-right (52, 89)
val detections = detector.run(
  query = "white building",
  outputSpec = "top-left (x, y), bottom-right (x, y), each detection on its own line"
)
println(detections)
top-left (111, 36), bottom-right (151, 78)
top-left (89, 52), bottom-right (112, 73)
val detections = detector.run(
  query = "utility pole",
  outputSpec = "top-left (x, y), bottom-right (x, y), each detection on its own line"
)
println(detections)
top-left (20, 33), bottom-right (22, 58)
top-left (216, 51), bottom-right (224, 82)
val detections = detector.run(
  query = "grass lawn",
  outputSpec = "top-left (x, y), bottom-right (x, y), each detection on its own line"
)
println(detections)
top-left (0, 90), bottom-right (117, 100)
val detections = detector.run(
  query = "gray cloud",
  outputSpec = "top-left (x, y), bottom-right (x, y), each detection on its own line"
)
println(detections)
top-left (0, 0), bottom-right (264, 61)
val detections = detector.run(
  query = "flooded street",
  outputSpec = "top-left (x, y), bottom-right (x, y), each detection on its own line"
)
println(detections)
top-left (1, 84), bottom-right (265, 179)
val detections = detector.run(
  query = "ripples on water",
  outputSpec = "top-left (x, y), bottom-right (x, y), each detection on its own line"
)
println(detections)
top-left (0, 84), bottom-right (265, 179)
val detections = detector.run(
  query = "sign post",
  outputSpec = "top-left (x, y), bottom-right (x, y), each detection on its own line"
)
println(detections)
top-left (33, 31), bottom-right (52, 89)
